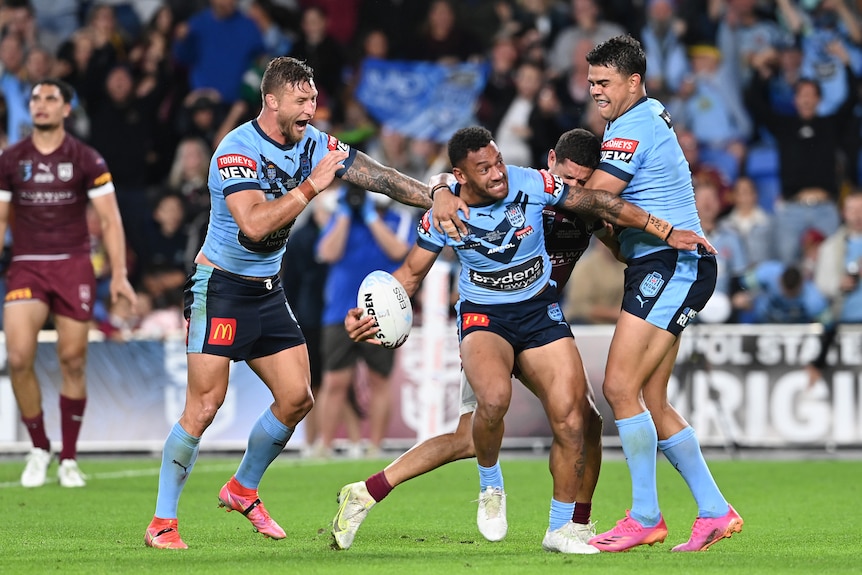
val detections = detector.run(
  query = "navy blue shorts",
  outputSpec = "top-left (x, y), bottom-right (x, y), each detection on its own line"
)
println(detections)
top-left (457, 286), bottom-right (572, 354)
top-left (622, 249), bottom-right (717, 336)
top-left (184, 265), bottom-right (305, 361)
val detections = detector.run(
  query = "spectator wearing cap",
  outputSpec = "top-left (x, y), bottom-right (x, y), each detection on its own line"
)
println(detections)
top-left (669, 43), bottom-right (751, 180)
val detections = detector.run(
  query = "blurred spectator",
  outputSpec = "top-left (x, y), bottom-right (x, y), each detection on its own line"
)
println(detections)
top-left (0, 32), bottom-right (26, 143)
top-left (477, 32), bottom-right (519, 132)
top-left (88, 65), bottom-right (160, 237)
top-left (801, 226), bottom-right (827, 279)
top-left (314, 185), bottom-right (416, 458)
top-left (166, 136), bottom-right (211, 225)
top-left (248, 0), bottom-right (294, 58)
top-left (282, 191), bottom-right (332, 456)
top-left (695, 179), bottom-right (749, 322)
top-left (29, 0), bottom-right (78, 54)
top-left (814, 191), bottom-right (862, 322)
top-left (547, 0), bottom-right (625, 76)
top-left (175, 88), bottom-right (223, 150)
top-left (777, 0), bottom-right (862, 116)
top-left (676, 0), bottom-right (722, 47)
top-left (406, 0), bottom-right (485, 63)
top-left (677, 127), bottom-right (733, 213)
top-left (542, 37), bottom-right (593, 134)
top-left (724, 176), bottom-right (776, 268)
top-left (748, 63), bottom-right (853, 263)
top-left (641, 0), bottom-right (689, 101)
top-left (505, 0), bottom-right (571, 53)
top-left (716, 0), bottom-right (786, 95)
top-left (737, 260), bottom-right (830, 323)
top-left (1, 44), bottom-right (54, 143)
top-left (563, 237), bottom-right (625, 324)
top-left (301, 0), bottom-right (360, 47)
top-left (669, 44), bottom-right (751, 177)
top-left (290, 5), bottom-right (344, 123)
top-left (85, 3), bottom-right (132, 64)
top-left (172, 0), bottom-right (265, 105)
top-left (355, 0), bottom-right (429, 59)
top-left (0, 0), bottom-right (38, 50)
top-left (134, 192), bottom-right (190, 308)
top-left (494, 60), bottom-right (544, 168)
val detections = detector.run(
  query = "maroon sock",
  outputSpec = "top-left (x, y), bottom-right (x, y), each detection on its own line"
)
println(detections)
top-left (59, 395), bottom-right (86, 461)
top-left (365, 470), bottom-right (394, 502)
top-left (22, 412), bottom-right (51, 451)
top-left (573, 501), bottom-right (592, 524)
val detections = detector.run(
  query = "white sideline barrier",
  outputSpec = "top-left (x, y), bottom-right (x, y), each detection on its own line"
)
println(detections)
top-left (0, 323), bottom-right (860, 453)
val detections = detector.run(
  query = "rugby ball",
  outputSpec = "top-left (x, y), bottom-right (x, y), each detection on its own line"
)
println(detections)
top-left (357, 270), bottom-right (413, 349)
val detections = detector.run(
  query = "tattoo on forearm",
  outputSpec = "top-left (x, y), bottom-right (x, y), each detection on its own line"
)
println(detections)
top-left (565, 188), bottom-right (624, 223)
top-left (645, 213), bottom-right (673, 239)
top-left (343, 153), bottom-right (432, 209)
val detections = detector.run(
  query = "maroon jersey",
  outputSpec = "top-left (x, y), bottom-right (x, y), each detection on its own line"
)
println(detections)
top-left (542, 207), bottom-right (599, 292)
top-left (0, 134), bottom-right (113, 258)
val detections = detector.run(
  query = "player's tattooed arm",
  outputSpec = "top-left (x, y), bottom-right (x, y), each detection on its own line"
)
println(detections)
top-left (563, 185), bottom-right (716, 253)
top-left (341, 151), bottom-right (432, 209)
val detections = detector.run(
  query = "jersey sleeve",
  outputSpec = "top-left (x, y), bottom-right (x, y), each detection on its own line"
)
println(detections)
top-left (415, 209), bottom-right (446, 254)
top-left (82, 146), bottom-right (115, 198)
top-left (597, 123), bottom-right (651, 183)
top-left (312, 128), bottom-right (357, 178)
top-left (535, 168), bottom-right (569, 207)
top-left (213, 133), bottom-right (263, 197)
top-left (0, 150), bottom-right (10, 202)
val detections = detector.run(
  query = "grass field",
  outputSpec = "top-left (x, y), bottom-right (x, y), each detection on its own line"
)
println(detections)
top-left (0, 453), bottom-right (859, 574)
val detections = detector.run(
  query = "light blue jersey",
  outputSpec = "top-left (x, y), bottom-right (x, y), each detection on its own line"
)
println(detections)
top-left (416, 165), bottom-right (569, 305)
top-left (202, 120), bottom-right (356, 277)
top-left (597, 97), bottom-right (702, 261)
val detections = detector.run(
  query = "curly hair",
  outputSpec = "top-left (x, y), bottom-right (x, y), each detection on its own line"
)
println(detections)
top-left (586, 35), bottom-right (646, 78)
top-left (447, 126), bottom-right (494, 169)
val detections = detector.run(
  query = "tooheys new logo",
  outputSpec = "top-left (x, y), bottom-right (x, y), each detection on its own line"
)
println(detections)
top-left (601, 138), bottom-right (639, 163)
top-left (217, 154), bottom-right (257, 179)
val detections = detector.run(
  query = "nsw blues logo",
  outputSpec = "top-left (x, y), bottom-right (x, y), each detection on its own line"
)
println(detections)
top-left (639, 271), bottom-right (664, 298)
top-left (547, 302), bottom-right (564, 323)
top-left (504, 203), bottom-right (525, 228)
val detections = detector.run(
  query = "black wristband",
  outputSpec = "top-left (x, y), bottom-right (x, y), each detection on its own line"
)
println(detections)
top-left (663, 226), bottom-right (674, 241)
top-left (643, 213), bottom-right (651, 232)
top-left (430, 184), bottom-right (449, 200)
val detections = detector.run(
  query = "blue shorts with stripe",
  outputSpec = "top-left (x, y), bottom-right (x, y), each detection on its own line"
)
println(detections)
top-left (622, 249), bottom-right (717, 336)
top-left (184, 265), bottom-right (305, 361)
top-left (456, 285), bottom-right (572, 354)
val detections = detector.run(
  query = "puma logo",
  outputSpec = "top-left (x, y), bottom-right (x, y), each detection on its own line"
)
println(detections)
top-left (172, 459), bottom-right (190, 479)
top-left (636, 295), bottom-right (649, 308)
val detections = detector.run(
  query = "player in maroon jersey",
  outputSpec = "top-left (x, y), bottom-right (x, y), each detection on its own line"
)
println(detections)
top-left (331, 129), bottom-right (611, 550)
top-left (0, 79), bottom-right (136, 488)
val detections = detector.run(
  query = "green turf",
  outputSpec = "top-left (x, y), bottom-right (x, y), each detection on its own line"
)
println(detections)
top-left (0, 454), bottom-right (858, 574)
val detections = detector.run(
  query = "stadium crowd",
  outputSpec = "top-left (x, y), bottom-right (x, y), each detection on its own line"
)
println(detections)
top-left (1, 0), bottom-right (862, 333)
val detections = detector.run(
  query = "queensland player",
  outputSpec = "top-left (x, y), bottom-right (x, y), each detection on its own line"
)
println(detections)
top-left (580, 36), bottom-right (743, 552)
top-left (0, 79), bottom-right (136, 488)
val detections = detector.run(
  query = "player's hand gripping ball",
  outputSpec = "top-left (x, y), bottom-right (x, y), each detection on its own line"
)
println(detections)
top-left (357, 270), bottom-right (413, 348)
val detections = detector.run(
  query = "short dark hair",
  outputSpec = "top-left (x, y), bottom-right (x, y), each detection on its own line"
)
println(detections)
top-left (32, 78), bottom-right (74, 103)
top-left (260, 56), bottom-right (315, 98)
top-left (780, 265), bottom-right (803, 294)
top-left (448, 126), bottom-right (494, 169)
top-left (586, 35), bottom-right (646, 78)
top-left (554, 128), bottom-right (600, 169)
top-left (794, 77), bottom-right (821, 99)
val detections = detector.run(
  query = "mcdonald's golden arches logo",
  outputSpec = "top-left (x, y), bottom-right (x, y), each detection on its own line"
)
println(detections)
top-left (208, 317), bottom-right (237, 345)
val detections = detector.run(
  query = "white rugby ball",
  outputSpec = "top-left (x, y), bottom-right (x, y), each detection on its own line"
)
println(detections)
top-left (357, 270), bottom-right (413, 349)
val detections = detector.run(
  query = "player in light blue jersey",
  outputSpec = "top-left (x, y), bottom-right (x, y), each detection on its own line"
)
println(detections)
top-left (145, 56), bottom-right (465, 550)
top-left (342, 126), bottom-right (708, 554)
top-left (580, 35), bottom-right (743, 553)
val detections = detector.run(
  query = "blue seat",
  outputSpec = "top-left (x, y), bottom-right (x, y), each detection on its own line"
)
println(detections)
top-left (699, 147), bottom-right (740, 182)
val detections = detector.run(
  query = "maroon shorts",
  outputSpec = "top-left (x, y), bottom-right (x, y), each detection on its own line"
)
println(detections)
top-left (5, 254), bottom-right (96, 321)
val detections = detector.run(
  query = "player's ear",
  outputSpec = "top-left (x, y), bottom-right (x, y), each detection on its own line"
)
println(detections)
top-left (629, 73), bottom-right (642, 92)
top-left (452, 167), bottom-right (467, 185)
top-left (264, 92), bottom-right (278, 110)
